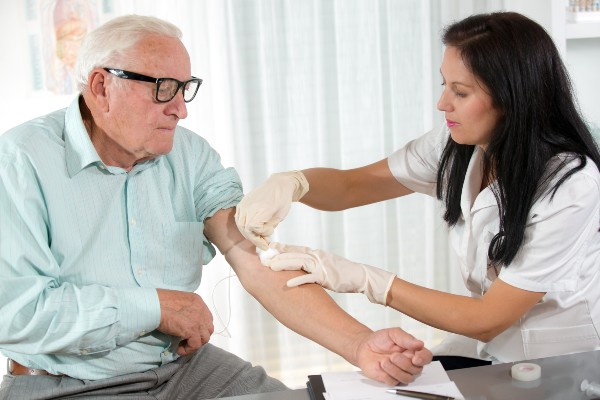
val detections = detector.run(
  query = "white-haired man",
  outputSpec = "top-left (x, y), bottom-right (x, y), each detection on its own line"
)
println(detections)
top-left (0, 15), bottom-right (431, 399)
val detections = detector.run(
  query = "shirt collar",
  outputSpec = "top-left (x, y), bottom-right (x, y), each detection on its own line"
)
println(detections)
top-left (64, 96), bottom-right (160, 177)
top-left (64, 96), bottom-right (104, 178)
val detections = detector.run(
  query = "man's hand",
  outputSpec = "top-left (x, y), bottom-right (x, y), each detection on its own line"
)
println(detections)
top-left (354, 328), bottom-right (432, 385)
top-left (156, 289), bottom-right (214, 356)
top-left (235, 171), bottom-right (309, 250)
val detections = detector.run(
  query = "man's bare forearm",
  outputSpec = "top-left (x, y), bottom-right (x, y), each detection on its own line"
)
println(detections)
top-left (226, 241), bottom-right (371, 365)
top-left (206, 208), bottom-right (371, 364)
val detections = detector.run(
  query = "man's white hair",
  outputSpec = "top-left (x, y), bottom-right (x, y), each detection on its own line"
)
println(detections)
top-left (74, 15), bottom-right (182, 93)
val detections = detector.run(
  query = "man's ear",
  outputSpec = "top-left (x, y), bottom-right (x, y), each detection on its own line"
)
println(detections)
top-left (87, 69), bottom-right (110, 112)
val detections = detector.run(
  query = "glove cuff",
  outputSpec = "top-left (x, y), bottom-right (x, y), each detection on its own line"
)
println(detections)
top-left (363, 264), bottom-right (396, 305)
top-left (273, 170), bottom-right (309, 201)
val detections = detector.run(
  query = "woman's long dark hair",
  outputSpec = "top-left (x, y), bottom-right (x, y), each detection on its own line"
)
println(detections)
top-left (436, 12), bottom-right (600, 268)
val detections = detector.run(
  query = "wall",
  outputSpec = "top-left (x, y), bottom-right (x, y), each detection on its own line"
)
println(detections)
top-left (0, 2), bottom-right (75, 134)
top-left (506, 0), bottom-right (600, 133)
top-left (567, 38), bottom-right (600, 133)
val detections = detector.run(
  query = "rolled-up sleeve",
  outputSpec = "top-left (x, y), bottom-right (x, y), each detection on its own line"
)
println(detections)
top-left (183, 132), bottom-right (243, 264)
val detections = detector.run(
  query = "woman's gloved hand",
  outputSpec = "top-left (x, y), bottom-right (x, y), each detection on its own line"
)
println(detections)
top-left (263, 242), bottom-right (395, 305)
top-left (235, 171), bottom-right (309, 250)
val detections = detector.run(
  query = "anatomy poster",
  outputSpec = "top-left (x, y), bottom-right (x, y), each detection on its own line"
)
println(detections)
top-left (29, 0), bottom-right (113, 95)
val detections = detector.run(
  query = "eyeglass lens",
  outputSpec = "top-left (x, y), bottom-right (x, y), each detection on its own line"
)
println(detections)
top-left (157, 79), bottom-right (200, 102)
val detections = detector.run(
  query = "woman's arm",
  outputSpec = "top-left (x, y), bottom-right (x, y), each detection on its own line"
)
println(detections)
top-left (387, 277), bottom-right (545, 342)
top-left (301, 159), bottom-right (414, 211)
top-left (264, 245), bottom-right (545, 342)
top-left (235, 158), bottom-right (413, 249)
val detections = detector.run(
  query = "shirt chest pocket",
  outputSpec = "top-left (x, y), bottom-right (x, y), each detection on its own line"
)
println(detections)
top-left (135, 221), bottom-right (205, 290)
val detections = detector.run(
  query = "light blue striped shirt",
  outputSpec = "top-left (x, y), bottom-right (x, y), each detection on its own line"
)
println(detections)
top-left (0, 97), bottom-right (243, 379)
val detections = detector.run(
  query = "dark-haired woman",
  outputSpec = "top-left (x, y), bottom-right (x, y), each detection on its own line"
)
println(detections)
top-left (235, 11), bottom-right (600, 369)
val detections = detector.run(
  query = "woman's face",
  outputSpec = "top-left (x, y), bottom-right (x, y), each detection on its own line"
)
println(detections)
top-left (437, 46), bottom-right (501, 149)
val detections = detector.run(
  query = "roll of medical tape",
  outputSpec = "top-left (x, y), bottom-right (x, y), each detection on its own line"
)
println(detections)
top-left (511, 363), bottom-right (541, 381)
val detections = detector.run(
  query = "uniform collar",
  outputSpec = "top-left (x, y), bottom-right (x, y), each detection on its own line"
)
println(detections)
top-left (460, 147), bottom-right (498, 217)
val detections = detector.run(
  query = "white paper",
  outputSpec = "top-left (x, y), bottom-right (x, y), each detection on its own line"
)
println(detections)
top-left (319, 361), bottom-right (465, 400)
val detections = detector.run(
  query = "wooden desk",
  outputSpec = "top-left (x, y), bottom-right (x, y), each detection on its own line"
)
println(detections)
top-left (219, 349), bottom-right (600, 399)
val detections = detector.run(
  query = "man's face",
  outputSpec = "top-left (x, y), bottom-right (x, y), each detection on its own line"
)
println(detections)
top-left (96, 35), bottom-right (192, 168)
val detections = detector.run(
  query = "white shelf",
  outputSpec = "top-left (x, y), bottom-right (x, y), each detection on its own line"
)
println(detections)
top-left (566, 11), bottom-right (600, 23)
top-left (566, 21), bottom-right (600, 38)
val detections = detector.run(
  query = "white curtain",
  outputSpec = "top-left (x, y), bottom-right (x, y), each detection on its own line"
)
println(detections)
top-left (175, 0), bottom-right (451, 386)
top-left (0, 0), bottom-right (508, 388)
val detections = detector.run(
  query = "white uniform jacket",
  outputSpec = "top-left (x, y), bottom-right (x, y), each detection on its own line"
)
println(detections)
top-left (387, 126), bottom-right (600, 362)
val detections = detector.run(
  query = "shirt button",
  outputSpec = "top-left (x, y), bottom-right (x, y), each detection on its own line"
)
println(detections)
top-left (139, 330), bottom-right (146, 337)
top-left (130, 218), bottom-right (136, 226)
top-left (136, 268), bottom-right (143, 275)
top-left (81, 349), bottom-right (89, 355)
top-left (162, 350), bottom-right (170, 356)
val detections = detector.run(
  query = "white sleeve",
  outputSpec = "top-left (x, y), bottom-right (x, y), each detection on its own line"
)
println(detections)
top-left (499, 160), bottom-right (600, 292)
top-left (386, 125), bottom-right (449, 197)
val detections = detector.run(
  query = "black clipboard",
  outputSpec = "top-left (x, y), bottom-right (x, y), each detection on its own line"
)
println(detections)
top-left (306, 374), bottom-right (326, 400)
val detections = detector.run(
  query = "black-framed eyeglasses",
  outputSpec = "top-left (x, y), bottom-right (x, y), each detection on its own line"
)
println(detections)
top-left (104, 68), bottom-right (202, 103)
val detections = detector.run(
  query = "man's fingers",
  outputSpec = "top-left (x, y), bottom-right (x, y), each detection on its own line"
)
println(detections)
top-left (177, 329), bottom-right (212, 356)
top-left (361, 356), bottom-right (418, 386)
top-left (177, 339), bottom-right (195, 356)
top-left (412, 348), bottom-right (433, 366)
top-left (380, 354), bottom-right (424, 385)
top-left (388, 330), bottom-right (425, 352)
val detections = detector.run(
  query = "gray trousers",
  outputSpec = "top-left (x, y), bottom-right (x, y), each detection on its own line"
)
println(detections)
top-left (0, 344), bottom-right (288, 399)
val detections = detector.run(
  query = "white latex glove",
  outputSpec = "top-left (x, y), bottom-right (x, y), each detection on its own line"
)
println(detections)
top-left (263, 242), bottom-right (395, 305)
top-left (235, 171), bottom-right (309, 250)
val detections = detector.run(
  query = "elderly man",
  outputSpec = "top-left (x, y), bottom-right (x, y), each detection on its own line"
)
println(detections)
top-left (0, 15), bottom-right (431, 399)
